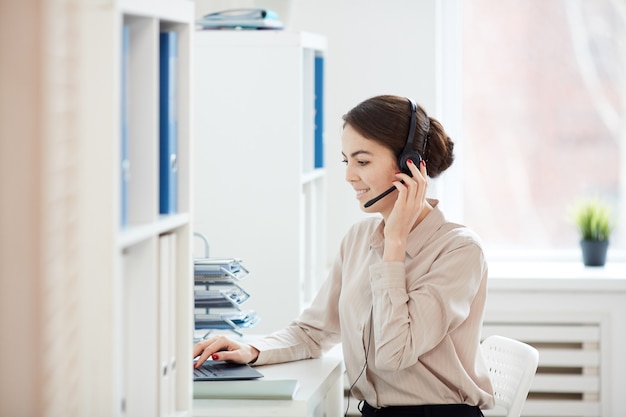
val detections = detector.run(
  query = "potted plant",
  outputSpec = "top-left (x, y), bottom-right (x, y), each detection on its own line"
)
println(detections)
top-left (571, 198), bottom-right (615, 267)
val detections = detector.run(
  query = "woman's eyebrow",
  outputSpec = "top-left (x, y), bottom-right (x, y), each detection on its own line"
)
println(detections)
top-left (341, 150), bottom-right (373, 158)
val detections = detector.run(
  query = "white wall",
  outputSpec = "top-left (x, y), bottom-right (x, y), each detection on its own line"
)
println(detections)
top-left (193, 0), bottom-right (462, 268)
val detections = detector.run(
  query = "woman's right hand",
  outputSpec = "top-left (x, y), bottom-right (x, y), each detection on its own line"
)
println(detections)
top-left (193, 334), bottom-right (260, 368)
top-left (383, 159), bottom-right (429, 261)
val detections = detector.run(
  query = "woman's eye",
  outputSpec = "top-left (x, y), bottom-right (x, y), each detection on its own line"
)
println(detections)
top-left (341, 159), bottom-right (369, 166)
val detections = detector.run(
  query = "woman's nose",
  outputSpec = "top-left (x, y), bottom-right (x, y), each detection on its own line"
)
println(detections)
top-left (344, 163), bottom-right (357, 183)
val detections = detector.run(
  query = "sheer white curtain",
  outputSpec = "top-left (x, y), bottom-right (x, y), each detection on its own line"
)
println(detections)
top-left (41, 1), bottom-right (84, 416)
top-left (0, 1), bottom-right (84, 415)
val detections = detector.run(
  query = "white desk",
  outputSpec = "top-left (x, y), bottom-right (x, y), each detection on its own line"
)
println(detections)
top-left (192, 346), bottom-right (345, 417)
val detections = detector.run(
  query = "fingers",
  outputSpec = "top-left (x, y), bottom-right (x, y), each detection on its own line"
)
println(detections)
top-left (193, 335), bottom-right (233, 368)
top-left (406, 158), bottom-right (427, 183)
top-left (193, 335), bottom-right (258, 368)
top-left (412, 159), bottom-right (428, 200)
top-left (193, 340), bottom-right (215, 368)
top-left (394, 159), bottom-right (427, 202)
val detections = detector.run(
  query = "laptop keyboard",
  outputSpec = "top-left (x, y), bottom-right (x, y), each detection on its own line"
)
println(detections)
top-left (194, 365), bottom-right (221, 378)
top-left (193, 360), bottom-right (264, 381)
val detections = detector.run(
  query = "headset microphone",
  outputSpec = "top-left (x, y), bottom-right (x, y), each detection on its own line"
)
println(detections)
top-left (363, 98), bottom-right (424, 208)
top-left (363, 185), bottom-right (397, 208)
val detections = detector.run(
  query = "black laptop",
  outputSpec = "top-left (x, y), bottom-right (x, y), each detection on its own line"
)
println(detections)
top-left (193, 360), bottom-right (264, 381)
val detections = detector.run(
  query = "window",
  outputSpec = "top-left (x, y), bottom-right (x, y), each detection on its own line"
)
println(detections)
top-left (462, 0), bottom-right (625, 257)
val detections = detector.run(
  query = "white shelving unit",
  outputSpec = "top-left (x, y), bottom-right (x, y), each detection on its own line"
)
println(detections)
top-left (80, 1), bottom-right (195, 416)
top-left (194, 31), bottom-right (327, 334)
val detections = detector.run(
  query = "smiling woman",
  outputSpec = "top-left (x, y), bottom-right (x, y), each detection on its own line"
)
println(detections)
top-left (340, 95), bottom-right (454, 219)
top-left (462, 0), bottom-right (625, 257)
top-left (194, 95), bottom-right (496, 416)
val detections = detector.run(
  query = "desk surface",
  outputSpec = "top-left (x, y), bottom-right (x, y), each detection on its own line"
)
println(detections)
top-left (192, 346), bottom-right (345, 417)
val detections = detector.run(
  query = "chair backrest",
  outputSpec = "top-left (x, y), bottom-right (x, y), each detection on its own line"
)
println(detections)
top-left (480, 335), bottom-right (539, 417)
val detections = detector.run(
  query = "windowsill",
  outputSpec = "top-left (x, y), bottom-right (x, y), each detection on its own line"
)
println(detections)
top-left (485, 248), bottom-right (626, 262)
top-left (487, 259), bottom-right (626, 292)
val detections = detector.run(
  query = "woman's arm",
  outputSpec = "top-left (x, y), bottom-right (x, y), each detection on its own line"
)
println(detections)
top-left (370, 240), bottom-right (486, 371)
top-left (193, 249), bottom-right (345, 368)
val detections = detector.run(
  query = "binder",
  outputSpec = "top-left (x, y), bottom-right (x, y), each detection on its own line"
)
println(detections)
top-left (121, 24), bottom-right (130, 226)
top-left (159, 234), bottom-right (177, 416)
top-left (159, 31), bottom-right (178, 214)
top-left (314, 54), bottom-right (324, 169)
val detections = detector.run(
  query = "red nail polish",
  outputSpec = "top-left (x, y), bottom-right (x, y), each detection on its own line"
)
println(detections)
top-left (407, 158), bottom-right (413, 165)
top-left (212, 354), bottom-right (219, 360)
top-left (395, 172), bottom-right (402, 175)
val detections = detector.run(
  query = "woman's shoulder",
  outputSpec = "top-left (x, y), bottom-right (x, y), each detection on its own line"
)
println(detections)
top-left (428, 201), bottom-right (484, 249)
top-left (433, 220), bottom-right (485, 257)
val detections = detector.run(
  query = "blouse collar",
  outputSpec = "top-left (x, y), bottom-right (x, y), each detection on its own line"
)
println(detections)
top-left (369, 199), bottom-right (444, 258)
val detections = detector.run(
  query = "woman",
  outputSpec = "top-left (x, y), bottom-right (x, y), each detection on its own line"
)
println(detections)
top-left (193, 95), bottom-right (494, 416)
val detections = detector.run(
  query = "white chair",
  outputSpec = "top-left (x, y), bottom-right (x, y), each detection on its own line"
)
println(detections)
top-left (480, 335), bottom-right (539, 417)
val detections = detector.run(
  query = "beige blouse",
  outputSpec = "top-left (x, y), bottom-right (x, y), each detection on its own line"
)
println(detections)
top-left (251, 199), bottom-right (495, 409)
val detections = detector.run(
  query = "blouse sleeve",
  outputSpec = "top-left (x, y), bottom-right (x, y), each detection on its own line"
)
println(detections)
top-left (368, 236), bottom-right (486, 371)
top-left (250, 249), bottom-right (344, 366)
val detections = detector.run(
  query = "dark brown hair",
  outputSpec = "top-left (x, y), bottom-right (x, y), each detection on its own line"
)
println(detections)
top-left (342, 95), bottom-right (454, 178)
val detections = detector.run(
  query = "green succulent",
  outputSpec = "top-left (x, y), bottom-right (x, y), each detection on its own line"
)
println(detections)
top-left (572, 198), bottom-right (615, 241)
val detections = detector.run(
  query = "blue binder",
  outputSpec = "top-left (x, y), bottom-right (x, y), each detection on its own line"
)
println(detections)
top-left (159, 31), bottom-right (178, 214)
top-left (121, 24), bottom-right (130, 226)
top-left (314, 55), bottom-right (324, 169)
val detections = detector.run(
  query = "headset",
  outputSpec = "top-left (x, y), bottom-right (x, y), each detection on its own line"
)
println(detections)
top-left (363, 98), bottom-right (426, 208)
top-left (398, 98), bottom-right (424, 174)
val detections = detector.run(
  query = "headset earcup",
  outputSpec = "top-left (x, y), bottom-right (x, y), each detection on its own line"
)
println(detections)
top-left (398, 151), bottom-right (423, 176)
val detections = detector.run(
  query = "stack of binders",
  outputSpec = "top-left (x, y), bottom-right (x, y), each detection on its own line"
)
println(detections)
top-left (194, 233), bottom-right (260, 338)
